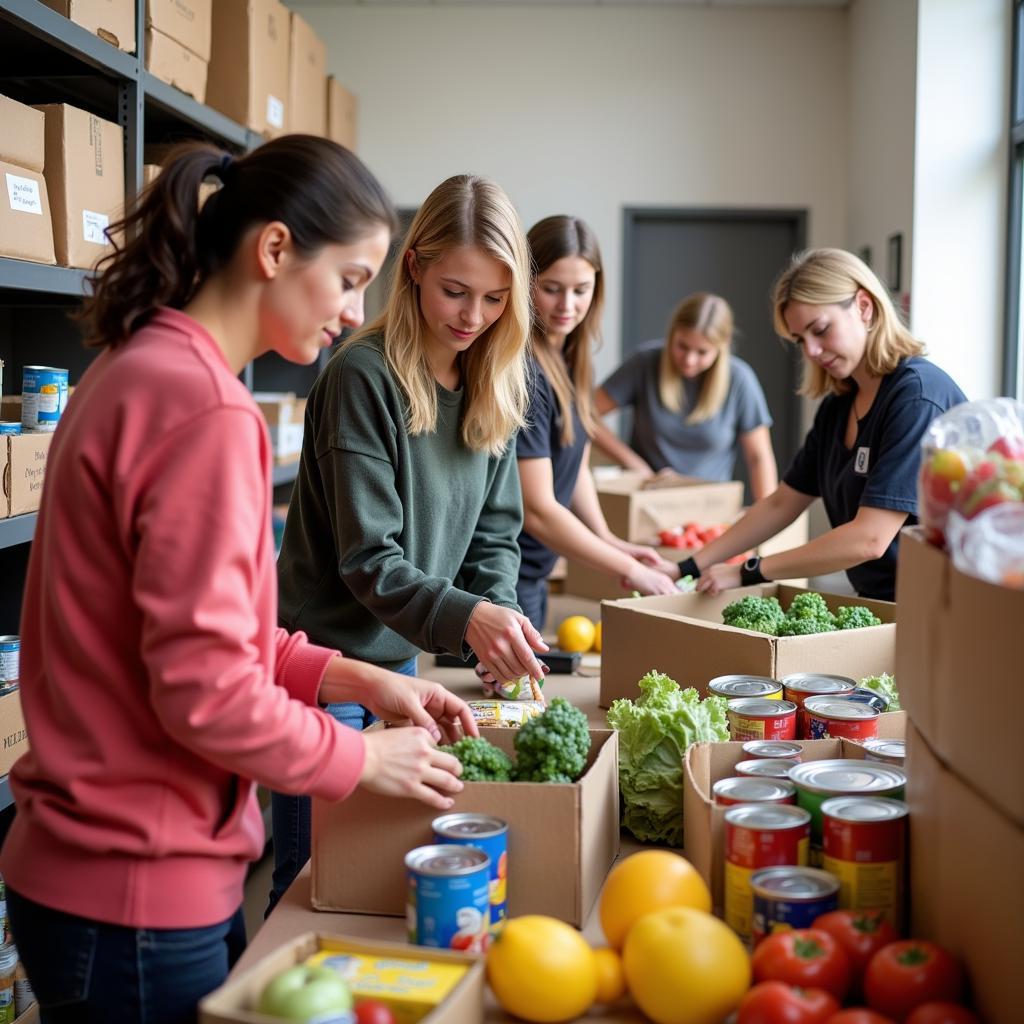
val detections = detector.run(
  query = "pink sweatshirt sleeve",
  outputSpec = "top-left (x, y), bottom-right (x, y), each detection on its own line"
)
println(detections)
top-left (274, 628), bottom-right (338, 706)
top-left (128, 407), bottom-right (364, 802)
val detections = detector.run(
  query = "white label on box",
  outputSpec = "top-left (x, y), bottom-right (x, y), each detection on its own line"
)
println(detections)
top-left (82, 210), bottom-right (110, 245)
top-left (6, 174), bottom-right (42, 215)
top-left (266, 95), bottom-right (285, 128)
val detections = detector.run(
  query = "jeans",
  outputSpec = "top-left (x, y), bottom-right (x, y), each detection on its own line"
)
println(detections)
top-left (6, 888), bottom-right (245, 1024)
top-left (515, 577), bottom-right (549, 635)
top-left (267, 656), bottom-right (418, 915)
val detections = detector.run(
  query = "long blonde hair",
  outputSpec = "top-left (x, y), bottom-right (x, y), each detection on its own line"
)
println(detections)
top-left (348, 175), bottom-right (531, 456)
top-left (772, 248), bottom-right (924, 398)
top-left (527, 216), bottom-right (603, 446)
top-left (657, 292), bottom-right (734, 423)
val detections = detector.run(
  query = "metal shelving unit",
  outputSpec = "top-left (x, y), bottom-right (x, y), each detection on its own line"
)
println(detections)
top-left (0, 514), bottom-right (37, 550)
top-left (0, 775), bottom-right (13, 813)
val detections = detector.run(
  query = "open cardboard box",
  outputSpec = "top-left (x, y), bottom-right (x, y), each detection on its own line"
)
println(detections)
top-left (3, 433), bottom-right (54, 518)
top-left (896, 527), bottom-right (1023, 826)
top-left (600, 584), bottom-right (896, 707)
top-left (0, 687), bottom-right (28, 776)
top-left (906, 721), bottom-right (1022, 1024)
top-left (311, 728), bottom-right (619, 928)
top-left (682, 715), bottom-right (906, 914)
top-left (199, 931), bottom-right (484, 1024)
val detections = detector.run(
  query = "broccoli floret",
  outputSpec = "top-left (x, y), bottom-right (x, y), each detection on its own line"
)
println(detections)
top-left (786, 592), bottom-right (836, 624)
top-left (777, 615), bottom-right (836, 636)
top-left (722, 596), bottom-right (785, 635)
top-left (438, 736), bottom-right (513, 782)
top-left (512, 697), bottom-right (591, 783)
top-left (835, 605), bottom-right (882, 630)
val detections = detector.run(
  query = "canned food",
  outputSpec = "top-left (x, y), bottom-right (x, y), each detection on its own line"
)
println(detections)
top-left (725, 804), bottom-right (810, 944)
top-left (822, 796), bottom-right (908, 930)
top-left (21, 366), bottom-right (68, 432)
top-left (405, 845), bottom-right (491, 952)
top-left (708, 675), bottom-right (783, 701)
top-left (0, 638), bottom-right (18, 688)
top-left (782, 674), bottom-right (857, 738)
top-left (751, 866), bottom-right (840, 947)
top-left (713, 777), bottom-right (797, 807)
top-left (804, 696), bottom-right (880, 742)
top-left (742, 740), bottom-right (803, 762)
top-left (861, 738), bottom-right (906, 766)
top-left (735, 758), bottom-right (801, 779)
top-left (726, 698), bottom-right (798, 742)
top-left (433, 813), bottom-right (508, 932)
top-left (848, 687), bottom-right (890, 713)
top-left (0, 424), bottom-right (20, 436)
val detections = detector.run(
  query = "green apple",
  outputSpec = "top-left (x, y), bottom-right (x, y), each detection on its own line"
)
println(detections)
top-left (258, 965), bottom-right (353, 1022)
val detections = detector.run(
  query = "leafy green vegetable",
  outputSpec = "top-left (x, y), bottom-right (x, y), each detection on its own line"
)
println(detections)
top-left (512, 697), bottom-right (591, 783)
top-left (859, 672), bottom-right (901, 711)
top-left (722, 595), bottom-right (785, 635)
top-left (439, 736), bottom-right (513, 781)
top-left (835, 605), bottom-right (882, 630)
top-left (606, 670), bottom-right (729, 846)
top-left (723, 592), bottom-right (881, 636)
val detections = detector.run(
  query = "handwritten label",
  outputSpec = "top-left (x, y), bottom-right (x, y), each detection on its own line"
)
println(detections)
top-left (6, 173), bottom-right (42, 215)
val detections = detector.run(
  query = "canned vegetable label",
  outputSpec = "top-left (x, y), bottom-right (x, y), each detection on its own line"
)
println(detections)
top-left (406, 844), bottom-right (491, 953)
top-left (0, 424), bottom-right (20, 436)
top-left (750, 866), bottom-right (840, 947)
top-left (0, 638), bottom-right (18, 687)
top-left (805, 697), bottom-right (880, 741)
top-left (433, 813), bottom-right (508, 932)
top-left (782, 674), bottom-right (856, 737)
top-left (726, 698), bottom-right (797, 742)
top-left (21, 366), bottom-right (69, 432)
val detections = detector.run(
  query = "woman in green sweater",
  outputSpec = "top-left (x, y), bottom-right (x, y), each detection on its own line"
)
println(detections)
top-left (271, 175), bottom-right (547, 907)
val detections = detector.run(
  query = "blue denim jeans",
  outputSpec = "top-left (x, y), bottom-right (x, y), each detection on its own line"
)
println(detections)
top-left (267, 656), bottom-right (418, 915)
top-left (6, 888), bottom-right (245, 1024)
top-left (515, 577), bottom-right (549, 635)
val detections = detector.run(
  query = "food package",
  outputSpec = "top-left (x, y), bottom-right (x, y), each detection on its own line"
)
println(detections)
top-left (466, 701), bottom-right (546, 728)
top-left (946, 502), bottom-right (1024, 588)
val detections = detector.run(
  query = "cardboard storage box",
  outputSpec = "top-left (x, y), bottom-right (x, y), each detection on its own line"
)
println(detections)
top-left (37, 104), bottom-right (124, 270)
top-left (254, 392), bottom-right (306, 464)
top-left (0, 688), bottom-right (28, 777)
top-left (326, 77), bottom-right (358, 151)
top-left (287, 12), bottom-right (326, 136)
top-left (200, 932), bottom-right (485, 1024)
top-left (0, 397), bottom-right (21, 423)
top-left (147, 0), bottom-right (212, 61)
top-left (207, 0), bottom-right (290, 137)
top-left (145, 28), bottom-right (208, 101)
top-left (0, 95), bottom-right (45, 172)
top-left (896, 526), bottom-right (1023, 826)
top-left (906, 721), bottom-right (1022, 1024)
top-left (312, 728), bottom-right (620, 928)
top-left (3, 430), bottom-right (55, 519)
top-left (682, 719), bottom-right (906, 913)
top-left (40, 0), bottom-right (136, 52)
top-left (0, 161), bottom-right (56, 265)
top-left (600, 584), bottom-right (896, 707)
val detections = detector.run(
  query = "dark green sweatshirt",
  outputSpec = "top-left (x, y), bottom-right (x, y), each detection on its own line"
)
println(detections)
top-left (277, 336), bottom-right (523, 669)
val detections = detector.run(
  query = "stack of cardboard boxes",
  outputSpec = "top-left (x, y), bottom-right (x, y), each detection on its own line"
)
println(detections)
top-left (145, 0), bottom-right (213, 102)
top-left (0, 95), bottom-right (56, 266)
top-left (41, 0), bottom-right (135, 51)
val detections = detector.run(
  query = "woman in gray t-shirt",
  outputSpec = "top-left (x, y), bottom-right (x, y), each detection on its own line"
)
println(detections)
top-left (594, 293), bottom-right (778, 499)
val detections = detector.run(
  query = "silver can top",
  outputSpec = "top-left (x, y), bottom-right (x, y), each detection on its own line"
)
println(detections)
top-left (405, 844), bottom-right (490, 876)
top-left (724, 803), bottom-right (811, 831)
top-left (708, 676), bottom-right (781, 699)
top-left (789, 759), bottom-right (906, 796)
top-left (782, 673), bottom-right (857, 696)
top-left (736, 758), bottom-right (801, 779)
top-left (727, 698), bottom-right (798, 717)
top-left (821, 795), bottom-right (908, 823)
top-left (804, 697), bottom-right (879, 722)
top-left (861, 738), bottom-right (906, 762)
top-left (713, 777), bottom-right (797, 803)
top-left (432, 813), bottom-right (507, 839)
top-left (742, 740), bottom-right (802, 760)
top-left (750, 865), bottom-right (840, 901)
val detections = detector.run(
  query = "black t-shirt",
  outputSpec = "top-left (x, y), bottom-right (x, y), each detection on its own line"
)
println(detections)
top-left (783, 356), bottom-right (966, 601)
top-left (516, 359), bottom-right (588, 582)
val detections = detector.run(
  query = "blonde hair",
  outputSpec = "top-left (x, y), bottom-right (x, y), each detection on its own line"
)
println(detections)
top-left (526, 216), bottom-right (603, 446)
top-left (657, 292), bottom-right (734, 423)
top-left (772, 248), bottom-right (924, 399)
top-left (348, 175), bottom-right (530, 456)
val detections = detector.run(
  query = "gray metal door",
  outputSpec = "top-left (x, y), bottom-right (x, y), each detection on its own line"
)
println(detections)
top-left (621, 208), bottom-right (807, 486)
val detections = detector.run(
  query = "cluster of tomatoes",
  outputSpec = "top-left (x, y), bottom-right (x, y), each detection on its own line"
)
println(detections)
top-left (657, 522), bottom-right (730, 550)
top-left (737, 910), bottom-right (978, 1024)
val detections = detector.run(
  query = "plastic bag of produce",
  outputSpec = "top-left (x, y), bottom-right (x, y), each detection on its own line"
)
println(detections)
top-left (946, 502), bottom-right (1024, 588)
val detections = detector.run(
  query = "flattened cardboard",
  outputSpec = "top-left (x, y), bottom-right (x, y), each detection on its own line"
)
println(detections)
top-left (896, 527), bottom-right (1024, 825)
top-left (40, 0), bottom-right (136, 52)
top-left (906, 722), bottom-right (1023, 1024)
top-left (682, 720), bottom-right (906, 913)
top-left (311, 729), bottom-right (620, 927)
top-left (145, 28), bottom-right (208, 102)
top-left (147, 0), bottom-right (212, 61)
top-left (0, 161), bottom-right (56, 265)
top-left (287, 12), bottom-right (326, 136)
top-left (0, 688), bottom-right (28, 776)
top-left (600, 584), bottom-right (896, 707)
top-left (326, 77), bottom-right (358, 151)
top-left (4, 430), bottom-right (54, 519)
top-left (0, 95), bottom-right (45, 172)
top-left (200, 932), bottom-right (485, 1024)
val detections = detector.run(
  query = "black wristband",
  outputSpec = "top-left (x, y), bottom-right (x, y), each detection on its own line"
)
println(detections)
top-left (677, 556), bottom-right (701, 580)
top-left (740, 555), bottom-right (769, 587)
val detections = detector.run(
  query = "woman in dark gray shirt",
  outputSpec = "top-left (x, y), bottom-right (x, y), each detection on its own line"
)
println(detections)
top-left (593, 293), bottom-right (778, 499)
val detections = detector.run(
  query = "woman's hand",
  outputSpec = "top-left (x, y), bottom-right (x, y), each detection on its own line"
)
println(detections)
top-left (621, 561), bottom-right (678, 596)
top-left (358, 727), bottom-right (465, 809)
top-left (612, 538), bottom-right (674, 571)
top-left (696, 561), bottom-right (742, 596)
top-left (465, 603), bottom-right (549, 685)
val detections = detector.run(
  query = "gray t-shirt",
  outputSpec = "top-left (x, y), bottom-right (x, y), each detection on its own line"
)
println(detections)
top-left (600, 341), bottom-right (772, 481)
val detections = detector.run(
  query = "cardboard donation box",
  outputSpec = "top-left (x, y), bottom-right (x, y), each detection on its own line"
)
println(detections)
top-left (287, 13), bottom-right (326, 136)
top-left (3, 433), bottom-right (54, 518)
top-left (0, 688), bottom-right (28, 776)
top-left (254, 392), bottom-right (306, 464)
top-left (326, 77), bottom-right (358, 151)
top-left (199, 932), bottom-right (485, 1024)
top-left (311, 729), bottom-right (620, 928)
top-left (0, 160), bottom-right (56, 265)
top-left (40, 0), bottom-right (136, 51)
top-left (682, 720), bottom-right (906, 913)
top-left (600, 584), bottom-right (896, 707)
top-left (147, 0), bottom-right (212, 61)
top-left (906, 722), bottom-right (1022, 1024)
top-left (0, 94), bottom-right (45, 172)
top-left (207, 0), bottom-right (290, 137)
top-left (896, 527), bottom-right (1024, 825)
top-left (145, 30), bottom-right (208, 101)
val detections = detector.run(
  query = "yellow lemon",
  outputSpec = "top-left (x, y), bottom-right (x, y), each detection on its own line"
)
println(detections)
top-left (593, 946), bottom-right (626, 1004)
top-left (592, 621), bottom-right (602, 653)
top-left (557, 615), bottom-right (596, 653)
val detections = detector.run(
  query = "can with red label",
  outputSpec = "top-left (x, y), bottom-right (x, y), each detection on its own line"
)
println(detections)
top-left (726, 698), bottom-right (797, 742)
top-left (735, 758), bottom-right (800, 780)
top-left (742, 740), bottom-right (802, 761)
top-left (713, 777), bottom-right (797, 807)
top-left (751, 866), bottom-right (840, 947)
top-left (805, 696), bottom-right (880, 742)
top-left (782, 673), bottom-right (857, 738)
top-left (725, 803), bottom-right (811, 944)
top-left (822, 795), bottom-right (908, 930)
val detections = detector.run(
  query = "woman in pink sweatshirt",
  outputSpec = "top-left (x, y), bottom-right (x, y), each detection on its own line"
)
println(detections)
top-left (0, 136), bottom-right (476, 1024)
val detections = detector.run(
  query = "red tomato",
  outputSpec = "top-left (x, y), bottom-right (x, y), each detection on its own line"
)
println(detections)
top-left (906, 1004), bottom-right (981, 1024)
top-left (659, 528), bottom-right (684, 547)
top-left (752, 929), bottom-right (851, 1002)
top-left (864, 941), bottom-right (966, 1022)
top-left (825, 1012), bottom-right (896, 1024)
top-left (737, 981), bottom-right (840, 1024)
top-left (354, 1000), bottom-right (398, 1024)
top-left (813, 910), bottom-right (899, 982)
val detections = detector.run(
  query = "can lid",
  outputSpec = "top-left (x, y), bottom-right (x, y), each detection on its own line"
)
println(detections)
top-left (804, 697), bottom-right (879, 721)
top-left (735, 758), bottom-right (801, 779)
top-left (708, 676), bottom-right (780, 698)
top-left (405, 844), bottom-right (490, 876)
top-left (0, 636), bottom-right (20, 644)
top-left (821, 795), bottom-right (908, 822)
top-left (789, 759), bottom-right (906, 795)
top-left (432, 812), bottom-right (507, 838)
top-left (750, 865), bottom-right (840, 900)
top-left (781, 674), bottom-right (857, 695)
top-left (861, 739), bottom-right (906, 759)
top-left (725, 803), bottom-right (811, 830)
top-left (713, 776), bottom-right (796, 802)
top-left (742, 740), bottom-right (802, 759)
top-left (726, 698), bottom-right (798, 717)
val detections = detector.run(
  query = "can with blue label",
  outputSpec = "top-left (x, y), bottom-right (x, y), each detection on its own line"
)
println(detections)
top-left (0, 424), bottom-right (20, 436)
top-left (406, 844), bottom-right (491, 953)
top-left (0, 638), bottom-right (18, 690)
top-left (433, 812), bottom-right (508, 932)
top-left (21, 366), bottom-right (69, 432)
top-left (750, 865), bottom-right (839, 947)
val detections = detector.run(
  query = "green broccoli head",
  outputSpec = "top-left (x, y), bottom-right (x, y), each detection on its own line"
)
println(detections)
top-left (722, 596), bottom-right (785, 635)
top-left (835, 605), bottom-right (882, 630)
top-left (438, 736), bottom-right (513, 782)
top-left (786, 592), bottom-right (835, 623)
top-left (777, 615), bottom-right (836, 636)
top-left (512, 697), bottom-right (591, 783)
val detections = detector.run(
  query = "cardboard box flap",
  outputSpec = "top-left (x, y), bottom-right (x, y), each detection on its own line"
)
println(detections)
top-left (147, 0), bottom-right (213, 62)
top-left (0, 94), bottom-right (46, 172)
